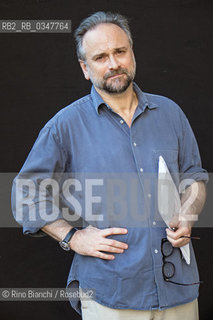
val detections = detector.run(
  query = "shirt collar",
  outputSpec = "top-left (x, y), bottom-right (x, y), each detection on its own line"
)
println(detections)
top-left (91, 82), bottom-right (158, 115)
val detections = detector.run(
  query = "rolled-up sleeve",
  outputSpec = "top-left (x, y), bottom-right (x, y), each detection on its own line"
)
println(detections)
top-left (11, 123), bottom-right (68, 236)
top-left (178, 111), bottom-right (208, 184)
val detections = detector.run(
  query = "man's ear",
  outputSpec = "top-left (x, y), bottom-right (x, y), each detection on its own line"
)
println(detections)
top-left (79, 60), bottom-right (90, 80)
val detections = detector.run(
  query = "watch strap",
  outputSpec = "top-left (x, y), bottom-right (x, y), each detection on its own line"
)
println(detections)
top-left (63, 227), bottom-right (78, 243)
top-left (59, 227), bottom-right (78, 251)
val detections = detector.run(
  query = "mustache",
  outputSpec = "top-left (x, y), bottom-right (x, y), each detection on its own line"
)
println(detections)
top-left (104, 68), bottom-right (128, 80)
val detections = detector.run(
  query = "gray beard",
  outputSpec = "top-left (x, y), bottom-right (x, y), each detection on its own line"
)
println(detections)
top-left (97, 67), bottom-right (135, 94)
top-left (89, 65), bottom-right (136, 95)
top-left (101, 76), bottom-right (133, 94)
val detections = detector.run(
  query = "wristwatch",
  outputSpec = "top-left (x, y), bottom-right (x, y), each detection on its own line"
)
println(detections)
top-left (59, 227), bottom-right (78, 251)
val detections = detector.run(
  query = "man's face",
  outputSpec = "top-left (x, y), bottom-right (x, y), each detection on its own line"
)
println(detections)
top-left (79, 23), bottom-right (136, 94)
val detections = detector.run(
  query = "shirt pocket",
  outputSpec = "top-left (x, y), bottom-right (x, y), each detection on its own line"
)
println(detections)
top-left (153, 149), bottom-right (179, 174)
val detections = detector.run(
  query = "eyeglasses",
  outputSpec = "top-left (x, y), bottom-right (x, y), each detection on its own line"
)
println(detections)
top-left (161, 238), bottom-right (203, 286)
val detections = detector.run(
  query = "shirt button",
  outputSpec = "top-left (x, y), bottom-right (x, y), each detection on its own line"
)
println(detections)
top-left (147, 193), bottom-right (151, 198)
top-left (133, 142), bottom-right (137, 147)
top-left (153, 221), bottom-right (156, 226)
top-left (140, 168), bottom-right (143, 172)
top-left (120, 120), bottom-right (124, 124)
top-left (154, 249), bottom-right (158, 254)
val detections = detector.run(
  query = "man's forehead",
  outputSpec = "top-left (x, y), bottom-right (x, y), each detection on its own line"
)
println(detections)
top-left (82, 23), bottom-right (130, 55)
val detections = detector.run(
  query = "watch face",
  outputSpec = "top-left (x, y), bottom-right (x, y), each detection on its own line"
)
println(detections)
top-left (59, 240), bottom-right (71, 251)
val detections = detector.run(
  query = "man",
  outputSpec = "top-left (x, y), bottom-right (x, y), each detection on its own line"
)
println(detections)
top-left (12, 11), bottom-right (208, 320)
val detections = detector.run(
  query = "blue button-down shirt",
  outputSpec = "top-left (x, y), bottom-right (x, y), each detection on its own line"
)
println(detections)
top-left (12, 83), bottom-right (208, 315)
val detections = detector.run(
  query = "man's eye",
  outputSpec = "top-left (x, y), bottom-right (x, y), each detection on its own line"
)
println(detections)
top-left (96, 56), bottom-right (104, 61)
top-left (117, 50), bottom-right (125, 54)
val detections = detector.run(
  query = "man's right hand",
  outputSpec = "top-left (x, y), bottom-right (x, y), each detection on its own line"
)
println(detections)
top-left (70, 225), bottom-right (128, 260)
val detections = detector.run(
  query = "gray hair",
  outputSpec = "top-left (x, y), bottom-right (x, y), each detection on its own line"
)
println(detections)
top-left (74, 11), bottom-right (133, 61)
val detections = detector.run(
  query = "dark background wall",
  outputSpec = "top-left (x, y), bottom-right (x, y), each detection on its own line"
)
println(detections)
top-left (0, 0), bottom-right (212, 319)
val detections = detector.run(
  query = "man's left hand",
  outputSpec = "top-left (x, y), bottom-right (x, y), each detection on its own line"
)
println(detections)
top-left (166, 215), bottom-right (191, 248)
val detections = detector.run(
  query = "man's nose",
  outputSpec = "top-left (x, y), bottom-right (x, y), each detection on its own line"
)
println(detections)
top-left (108, 55), bottom-right (120, 69)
